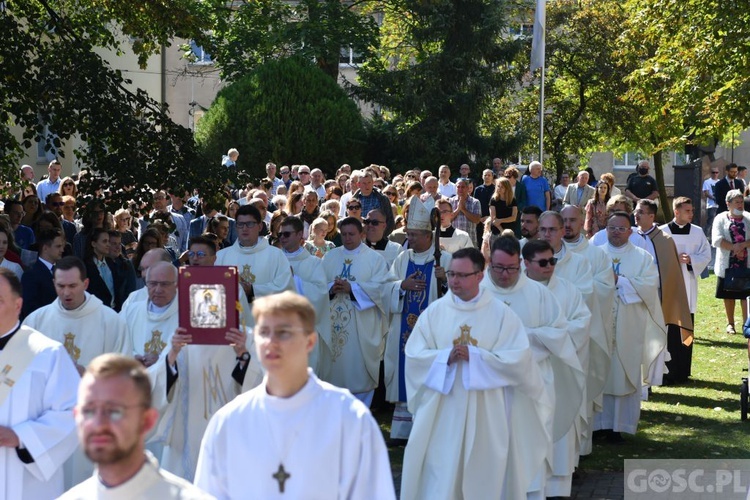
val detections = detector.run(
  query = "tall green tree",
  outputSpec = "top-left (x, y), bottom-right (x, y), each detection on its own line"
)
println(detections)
top-left (1, 0), bottom-right (219, 206)
top-left (356, 0), bottom-right (523, 169)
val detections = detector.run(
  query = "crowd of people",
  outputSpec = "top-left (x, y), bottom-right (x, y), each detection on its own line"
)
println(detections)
top-left (0, 154), bottom-right (734, 498)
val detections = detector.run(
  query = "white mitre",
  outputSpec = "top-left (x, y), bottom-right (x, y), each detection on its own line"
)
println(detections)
top-left (407, 195), bottom-right (434, 231)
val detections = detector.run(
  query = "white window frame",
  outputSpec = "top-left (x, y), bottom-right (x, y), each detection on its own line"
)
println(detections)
top-left (189, 40), bottom-right (213, 65)
top-left (613, 151), bottom-right (647, 171)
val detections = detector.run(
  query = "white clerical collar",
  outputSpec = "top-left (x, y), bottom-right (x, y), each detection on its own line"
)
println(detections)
top-left (283, 247), bottom-right (305, 258)
top-left (671, 219), bottom-right (688, 229)
top-left (553, 244), bottom-right (566, 260)
top-left (148, 300), bottom-right (172, 314)
top-left (65, 292), bottom-right (91, 313)
top-left (239, 240), bottom-right (260, 250)
top-left (567, 234), bottom-right (585, 246)
top-left (342, 244), bottom-right (363, 255)
top-left (0, 321), bottom-right (20, 339)
top-left (452, 291), bottom-right (482, 304)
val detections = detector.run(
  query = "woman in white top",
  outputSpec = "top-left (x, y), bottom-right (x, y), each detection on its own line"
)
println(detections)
top-left (0, 224), bottom-right (23, 280)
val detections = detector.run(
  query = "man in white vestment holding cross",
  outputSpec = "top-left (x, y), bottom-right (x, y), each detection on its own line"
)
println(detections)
top-left (194, 291), bottom-right (395, 499)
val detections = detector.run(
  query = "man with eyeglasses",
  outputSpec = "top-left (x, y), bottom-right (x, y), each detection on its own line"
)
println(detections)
top-left (297, 165), bottom-right (312, 186)
top-left (702, 167), bottom-right (720, 236)
top-left (537, 211), bottom-right (594, 301)
top-left (47, 192), bottom-right (78, 245)
top-left (401, 247), bottom-right (549, 499)
top-left (383, 197), bottom-right (450, 441)
top-left (523, 239), bottom-right (591, 498)
top-left (321, 217), bottom-right (389, 406)
top-left (480, 234), bottom-right (583, 498)
top-left (633, 200), bottom-right (692, 387)
top-left (277, 216), bottom-right (331, 377)
top-left (560, 205), bottom-right (615, 457)
top-left (195, 291), bottom-right (394, 499)
top-left (364, 209), bottom-right (402, 267)
top-left (436, 198), bottom-right (472, 254)
top-left (61, 353), bottom-right (212, 498)
top-left (216, 205), bottom-right (294, 321)
top-left (0, 267), bottom-right (79, 500)
top-left (596, 212), bottom-right (666, 443)
top-left (24, 256), bottom-right (130, 487)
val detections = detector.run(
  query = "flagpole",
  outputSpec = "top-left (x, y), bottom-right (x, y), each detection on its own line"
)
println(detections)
top-left (539, 64), bottom-right (545, 162)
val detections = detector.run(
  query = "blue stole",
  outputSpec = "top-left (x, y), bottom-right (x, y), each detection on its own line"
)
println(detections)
top-left (398, 260), bottom-right (434, 401)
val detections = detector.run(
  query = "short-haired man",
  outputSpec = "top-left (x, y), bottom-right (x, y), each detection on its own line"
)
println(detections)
top-left (436, 165), bottom-right (456, 198)
top-left (554, 173), bottom-right (570, 202)
top-left (36, 159), bottom-right (62, 204)
top-left (304, 168), bottom-right (326, 200)
top-left (659, 197), bottom-right (711, 383)
top-left (60, 354), bottom-right (213, 498)
top-left (449, 178), bottom-right (482, 248)
top-left (20, 164), bottom-right (35, 182)
top-left (433, 198), bottom-right (471, 254)
top-left (215, 205), bottom-right (294, 322)
top-left (139, 190), bottom-right (189, 253)
top-left (195, 292), bottom-right (394, 498)
top-left (352, 171), bottom-right (395, 236)
top-left (519, 205), bottom-right (543, 247)
top-left (321, 217), bottom-right (390, 405)
top-left (364, 209), bottom-right (403, 267)
top-left (24, 256), bottom-right (132, 487)
top-left (297, 165), bottom-right (311, 185)
top-left (480, 235), bottom-right (583, 497)
top-left (277, 216), bottom-right (331, 376)
top-left (402, 248), bottom-right (550, 499)
top-left (522, 161), bottom-right (551, 211)
top-left (265, 162), bottom-right (284, 195)
top-left (21, 228), bottom-right (65, 318)
top-left (383, 197), bottom-right (449, 439)
top-left (596, 212), bottom-right (666, 442)
top-left (168, 189), bottom-right (195, 228)
top-left (5, 199), bottom-right (35, 250)
top-left (562, 171), bottom-right (595, 207)
top-left (0, 267), bottom-right (79, 499)
top-left (702, 166), bottom-right (720, 235)
top-left (523, 239), bottom-right (591, 497)
top-left (714, 163), bottom-right (746, 214)
top-left (624, 160), bottom-right (659, 202)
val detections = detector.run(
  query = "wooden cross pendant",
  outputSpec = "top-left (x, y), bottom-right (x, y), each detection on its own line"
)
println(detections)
top-left (273, 463), bottom-right (291, 493)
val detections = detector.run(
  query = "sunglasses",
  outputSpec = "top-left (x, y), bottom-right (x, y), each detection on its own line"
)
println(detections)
top-left (347, 205), bottom-right (361, 210)
top-left (278, 231), bottom-right (297, 238)
top-left (50, 202), bottom-right (65, 207)
top-left (528, 257), bottom-right (558, 267)
top-left (363, 219), bottom-right (384, 226)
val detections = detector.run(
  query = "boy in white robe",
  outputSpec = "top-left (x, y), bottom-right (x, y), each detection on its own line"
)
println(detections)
top-left (195, 291), bottom-right (395, 499)
top-left (0, 267), bottom-right (79, 500)
top-left (60, 354), bottom-right (212, 499)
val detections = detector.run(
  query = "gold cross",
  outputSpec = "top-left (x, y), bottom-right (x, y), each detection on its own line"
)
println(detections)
top-left (0, 364), bottom-right (14, 387)
top-left (273, 463), bottom-right (291, 493)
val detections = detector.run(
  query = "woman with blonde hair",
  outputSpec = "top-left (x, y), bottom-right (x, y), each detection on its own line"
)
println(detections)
top-left (305, 217), bottom-right (335, 258)
top-left (488, 177), bottom-right (518, 244)
top-left (113, 208), bottom-right (137, 257)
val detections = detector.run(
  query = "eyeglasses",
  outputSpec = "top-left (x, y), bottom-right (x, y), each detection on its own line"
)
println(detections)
top-left (79, 403), bottom-right (147, 423)
top-left (439, 210), bottom-right (452, 215)
top-left (278, 231), bottom-right (297, 238)
top-left (363, 219), bottom-right (384, 226)
top-left (236, 221), bottom-right (259, 229)
top-left (347, 205), bottom-right (361, 210)
top-left (145, 280), bottom-right (176, 289)
top-left (256, 327), bottom-right (307, 342)
top-left (188, 250), bottom-right (208, 258)
top-left (63, 182), bottom-right (74, 186)
top-left (446, 270), bottom-right (480, 279)
top-left (528, 257), bottom-right (558, 267)
top-left (490, 265), bottom-right (520, 274)
top-left (299, 172), bottom-right (310, 176)
top-left (606, 226), bottom-right (629, 233)
top-left (711, 171), bottom-right (719, 174)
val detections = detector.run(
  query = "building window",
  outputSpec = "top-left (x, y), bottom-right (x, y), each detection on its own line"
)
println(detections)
top-left (613, 151), bottom-right (646, 171)
top-left (508, 23), bottom-right (534, 39)
top-left (339, 47), bottom-right (364, 66)
top-left (36, 125), bottom-right (58, 164)
top-left (189, 41), bottom-right (213, 65)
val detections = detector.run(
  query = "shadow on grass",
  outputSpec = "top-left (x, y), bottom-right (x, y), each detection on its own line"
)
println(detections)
top-left (695, 337), bottom-right (749, 350)
top-left (651, 378), bottom-right (747, 396)
top-left (647, 389), bottom-right (740, 411)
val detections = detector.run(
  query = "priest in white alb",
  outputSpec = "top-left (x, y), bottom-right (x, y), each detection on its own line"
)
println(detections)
top-left (195, 292), bottom-right (395, 499)
top-left (0, 267), bottom-right (79, 500)
top-left (595, 212), bottom-right (666, 441)
top-left (402, 248), bottom-right (551, 500)
top-left (277, 216), bottom-right (332, 378)
top-left (480, 235), bottom-right (584, 499)
top-left (321, 217), bottom-right (390, 405)
top-left (215, 204), bottom-right (294, 327)
top-left (383, 196), bottom-right (450, 439)
top-left (561, 205), bottom-right (615, 455)
top-left (523, 239), bottom-right (592, 498)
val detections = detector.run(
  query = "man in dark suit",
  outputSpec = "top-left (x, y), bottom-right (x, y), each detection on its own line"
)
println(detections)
top-left (21, 228), bottom-right (65, 319)
top-left (714, 163), bottom-right (745, 214)
top-left (189, 197), bottom-right (237, 244)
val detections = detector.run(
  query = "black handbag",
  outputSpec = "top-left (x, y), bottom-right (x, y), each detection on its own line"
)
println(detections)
top-left (724, 267), bottom-right (750, 292)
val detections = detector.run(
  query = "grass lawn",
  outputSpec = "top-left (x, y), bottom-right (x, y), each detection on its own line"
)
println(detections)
top-left (378, 272), bottom-right (750, 475)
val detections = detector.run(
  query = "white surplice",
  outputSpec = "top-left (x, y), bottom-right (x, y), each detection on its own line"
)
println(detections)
top-left (0, 326), bottom-right (79, 500)
top-left (321, 244), bottom-right (389, 393)
top-left (151, 340), bottom-right (263, 482)
top-left (595, 242), bottom-right (666, 434)
top-left (401, 290), bottom-right (552, 500)
top-left (216, 238), bottom-right (295, 327)
top-left (194, 370), bottom-right (395, 500)
top-left (659, 222), bottom-right (711, 313)
top-left (59, 451), bottom-right (214, 500)
top-left (283, 249), bottom-right (332, 378)
top-left (120, 296), bottom-right (179, 360)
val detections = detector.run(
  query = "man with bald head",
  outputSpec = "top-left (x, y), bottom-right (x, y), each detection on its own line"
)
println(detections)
top-left (421, 176), bottom-right (440, 202)
top-left (126, 248), bottom-right (173, 308)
